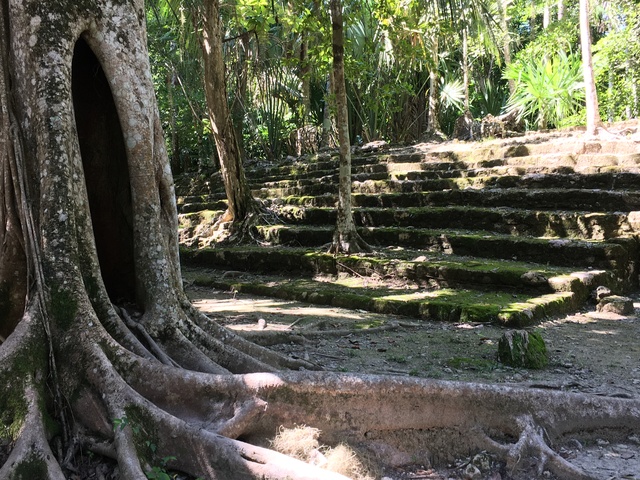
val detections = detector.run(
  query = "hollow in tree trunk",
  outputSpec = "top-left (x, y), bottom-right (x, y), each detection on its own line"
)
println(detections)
top-left (0, 1), bottom-right (638, 479)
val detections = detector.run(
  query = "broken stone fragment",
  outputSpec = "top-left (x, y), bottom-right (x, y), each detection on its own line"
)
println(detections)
top-left (596, 295), bottom-right (634, 315)
top-left (520, 271), bottom-right (548, 286)
top-left (497, 330), bottom-right (548, 369)
top-left (593, 285), bottom-right (612, 301)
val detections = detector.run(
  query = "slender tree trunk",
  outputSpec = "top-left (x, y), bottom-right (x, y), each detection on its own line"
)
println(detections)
top-left (231, 31), bottom-right (250, 161)
top-left (199, 0), bottom-right (257, 238)
top-left (462, 27), bottom-right (470, 112)
top-left (543, 0), bottom-right (551, 28)
top-left (328, 0), bottom-right (370, 254)
top-left (321, 72), bottom-right (335, 148)
top-left (499, 0), bottom-right (516, 95)
top-left (579, 0), bottom-right (602, 135)
top-left (530, 0), bottom-right (537, 38)
top-left (426, 35), bottom-right (441, 134)
top-left (558, 0), bottom-right (566, 20)
top-left (300, 35), bottom-right (311, 122)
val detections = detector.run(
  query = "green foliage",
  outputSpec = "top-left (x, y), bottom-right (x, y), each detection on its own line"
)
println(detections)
top-left (592, 2), bottom-right (640, 122)
top-left (145, 456), bottom-right (178, 480)
top-left (146, 1), bottom-right (213, 173)
top-left (504, 51), bottom-right (585, 129)
top-left (144, 0), bottom-right (637, 160)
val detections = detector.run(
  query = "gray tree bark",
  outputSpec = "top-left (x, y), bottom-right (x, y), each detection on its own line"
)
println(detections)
top-left (0, 1), bottom-right (637, 479)
top-left (580, 0), bottom-right (602, 136)
top-left (198, 0), bottom-right (259, 242)
top-left (328, 0), bottom-right (370, 254)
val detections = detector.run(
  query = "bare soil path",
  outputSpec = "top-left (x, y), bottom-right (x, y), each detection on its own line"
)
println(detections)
top-left (185, 274), bottom-right (640, 479)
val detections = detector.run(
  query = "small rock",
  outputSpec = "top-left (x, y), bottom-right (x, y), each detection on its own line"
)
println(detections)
top-left (521, 271), bottom-right (548, 286)
top-left (596, 295), bottom-right (634, 315)
top-left (463, 463), bottom-right (481, 479)
top-left (471, 452), bottom-right (492, 471)
top-left (257, 318), bottom-right (267, 329)
top-left (594, 285), bottom-right (612, 301)
top-left (498, 330), bottom-right (548, 369)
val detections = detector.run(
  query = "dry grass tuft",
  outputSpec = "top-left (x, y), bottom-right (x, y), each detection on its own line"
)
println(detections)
top-left (270, 425), bottom-right (320, 460)
top-left (271, 426), bottom-right (376, 480)
top-left (324, 444), bottom-right (375, 480)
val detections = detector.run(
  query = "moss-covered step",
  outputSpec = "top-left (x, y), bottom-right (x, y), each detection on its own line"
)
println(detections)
top-left (274, 188), bottom-right (640, 211)
top-left (253, 225), bottom-right (637, 277)
top-left (254, 171), bottom-right (640, 199)
top-left (185, 269), bottom-right (578, 327)
top-left (350, 188), bottom-right (640, 211)
top-left (391, 171), bottom-right (640, 190)
top-left (275, 205), bottom-right (635, 240)
top-left (247, 162), bottom-right (390, 183)
top-left (180, 245), bottom-right (580, 292)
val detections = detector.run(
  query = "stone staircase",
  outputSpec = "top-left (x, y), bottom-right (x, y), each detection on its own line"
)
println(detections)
top-left (177, 129), bottom-right (640, 327)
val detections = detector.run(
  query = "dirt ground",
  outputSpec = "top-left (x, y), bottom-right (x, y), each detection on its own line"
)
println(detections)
top-left (187, 281), bottom-right (640, 480)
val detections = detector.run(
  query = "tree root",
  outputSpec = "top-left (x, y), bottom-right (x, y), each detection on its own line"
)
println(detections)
top-left (328, 228), bottom-right (373, 255)
top-left (2, 291), bottom-right (639, 479)
top-left (203, 200), bottom-right (281, 246)
top-left (0, 383), bottom-right (66, 480)
top-left (480, 416), bottom-right (597, 480)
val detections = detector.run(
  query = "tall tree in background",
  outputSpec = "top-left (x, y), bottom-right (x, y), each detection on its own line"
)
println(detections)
top-left (197, 0), bottom-right (263, 241)
top-left (579, 0), bottom-right (602, 135)
top-left (329, 0), bottom-right (371, 254)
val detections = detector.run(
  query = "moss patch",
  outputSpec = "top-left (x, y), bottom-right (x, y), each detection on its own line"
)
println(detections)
top-left (10, 453), bottom-right (48, 480)
top-left (497, 330), bottom-right (548, 369)
top-left (50, 284), bottom-right (78, 331)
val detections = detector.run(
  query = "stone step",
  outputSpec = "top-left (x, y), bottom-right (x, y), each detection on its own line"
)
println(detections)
top-left (275, 188), bottom-right (640, 212)
top-left (182, 260), bottom-right (618, 327)
top-left (252, 172), bottom-right (640, 198)
top-left (427, 138), bottom-right (640, 163)
top-left (180, 244), bottom-right (631, 300)
top-left (274, 205), bottom-right (636, 240)
top-left (254, 225), bottom-right (637, 281)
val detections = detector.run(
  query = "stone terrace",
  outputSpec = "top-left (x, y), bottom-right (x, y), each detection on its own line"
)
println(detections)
top-left (177, 127), bottom-right (640, 327)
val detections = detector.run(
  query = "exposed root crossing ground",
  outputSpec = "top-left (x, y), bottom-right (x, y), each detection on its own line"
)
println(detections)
top-left (187, 279), bottom-right (640, 479)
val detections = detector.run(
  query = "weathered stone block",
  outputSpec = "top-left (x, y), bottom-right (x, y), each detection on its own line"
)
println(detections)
top-left (498, 330), bottom-right (548, 369)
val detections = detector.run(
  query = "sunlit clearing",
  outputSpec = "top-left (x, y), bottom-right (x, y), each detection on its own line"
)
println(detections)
top-left (589, 329), bottom-right (618, 335)
top-left (191, 297), bottom-right (366, 320)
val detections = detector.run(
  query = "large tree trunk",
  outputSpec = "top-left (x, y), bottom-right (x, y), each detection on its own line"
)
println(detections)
top-left (198, 0), bottom-right (261, 242)
top-left (0, 1), bottom-right (638, 479)
top-left (328, 0), bottom-right (370, 255)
